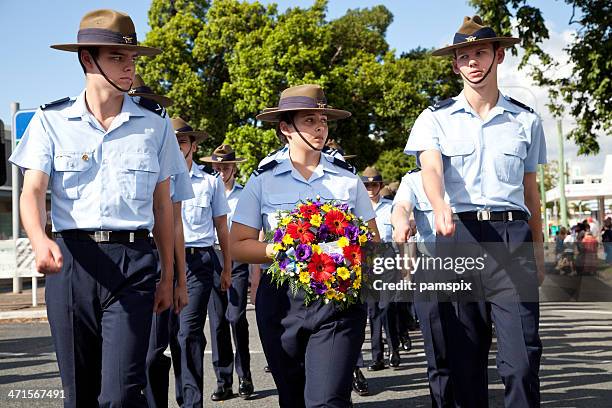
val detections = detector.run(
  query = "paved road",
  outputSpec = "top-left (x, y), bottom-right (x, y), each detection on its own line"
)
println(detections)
top-left (1, 302), bottom-right (611, 407)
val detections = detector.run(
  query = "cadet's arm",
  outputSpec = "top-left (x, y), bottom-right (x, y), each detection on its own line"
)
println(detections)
top-left (231, 223), bottom-right (272, 264)
top-left (21, 169), bottom-right (63, 274)
top-left (391, 201), bottom-right (415, 243)
top-left (152, 178), bottom-right (174, 312)
top-left (172, 201), bottom-right (188, 313)
top-left (420, 150), bottom-right (455, 236)
top-left (213, 215), bottom-right (232, 290)
top-left (523, 172), bottom-right (545, 285)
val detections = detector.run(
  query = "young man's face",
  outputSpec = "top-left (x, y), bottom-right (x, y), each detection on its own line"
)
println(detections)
top-left (452, 43), bottom-right (504, 87)
top-left (281, 111), bottom-right (329, 152)
top-left (82, 47), bottom-right (138, 91)
top-left (177, 135), bottom-right (197, 160)
top-left (211, 162), bottom-right (236, 183)
top-left (365, 182), bottom-right (382, 199)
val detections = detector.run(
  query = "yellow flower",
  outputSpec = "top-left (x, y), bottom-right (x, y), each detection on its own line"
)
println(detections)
top-left (310, 214), bottom-right (322, 227)
top-left (273, 243), bottom-right (285, 252)
top-left (325, 289), bottom-right (336, 299)
top-left (336, 267), bottom-right (350, 280)
top-left (345, 214), bottom-right (353, 221)
top-left (336, 292), bottom-right (345, 301)
top-left (353, 265), bottom-right (362, 278)
top-left (280, 217), bottom-right (292, 226)
top-left (321, 204), bottom-right (332, 213)
top-left (360, 226), bottom-right (367, 231)
top-left (282, 234), bottom-right (294, 246)
top-left (353, 276), bottom-right (362, 289)
top-left (337, 237), bottom-right (350, 248)
top-left (358, 234), bottom-right (368, 244)
top-left (311, 244), bottom-right (322, 255)
top-left (299, 271), bottom-right (310, 284)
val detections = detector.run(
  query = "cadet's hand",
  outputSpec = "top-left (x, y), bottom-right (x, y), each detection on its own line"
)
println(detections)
top-left (220, 268), bottom-right (232, 291)
top-left (250, 281), bottom-right (259, 306)
top-left (153, 279), bottom-right (173, 314)
top-left (537, 267), bottom-right (545, 286)
top-left (173, 283), bottom-right (189, 314)
top-left (393, 219), bottom-right (411, 243)
top-left (433, 203), bottom-right (455, 237)
top-left (32, 237), bottom-right (63, 274)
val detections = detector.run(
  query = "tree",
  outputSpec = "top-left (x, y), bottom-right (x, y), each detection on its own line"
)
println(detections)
top-left (374, 148), bottom-right (416, 183)
top-left (470, 0), bottom-right (611, 155)
top-left (140, 0), bottom-right (462, 177)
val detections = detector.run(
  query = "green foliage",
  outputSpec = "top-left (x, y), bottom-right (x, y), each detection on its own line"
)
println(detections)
top-left (374, 148), bottom-right (416, 183)
top-left (470, 0), bottom-right (611, 155)
top-left (140, 0), bottom-right (462, 179)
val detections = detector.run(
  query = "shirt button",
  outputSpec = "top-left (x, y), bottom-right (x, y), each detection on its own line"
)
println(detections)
top-left (82, 154), bottom-right (89, 161)
top-left (102, 159), bottom-right (108, 165)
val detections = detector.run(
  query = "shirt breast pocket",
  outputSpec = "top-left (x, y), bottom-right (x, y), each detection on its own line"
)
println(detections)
top-left (119, 153), bottom-right (160, 201)
top-left (494, 141), bottom-right (527, 185)
top-left (439, 139), bottom-right (475, 183)
top-left (187, 193), bottom-right (211, 224)
top-left (52, 152), bottom-right (93, 200)
top-left (264, 192), bottom-right (299, 229)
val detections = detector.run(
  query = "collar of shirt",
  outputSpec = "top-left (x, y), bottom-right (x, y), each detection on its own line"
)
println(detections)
top-left (190, 164), bottom-right (205, 179)
top-left (272, 154), bottom-right (339, 183)
top-left (62, 89), bottom-right (146, 132)
top-left (226, 181), bottom-right (243, 198)
top-left (450, 91), bottom-right (520, 123)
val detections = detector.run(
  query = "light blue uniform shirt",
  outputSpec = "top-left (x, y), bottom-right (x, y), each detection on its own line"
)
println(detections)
top-left (373, 198), bottom-right (393, 243)
top-left (258, 144), bottom-right (345, 167)
top-left (182, 164), bottom-right (230, 247)
top-left (233, 154), bottom-right (375, 235)
top-left (226, 182), bottom-right (243, 229)
top-left (9, 90), bottom-right (186, 232)
top-left (393, 172), bottom-right (436, 256)
top-left (171, 170), bottom-right (195, 203)
top-left (403, 92), bottom-right (547, 215)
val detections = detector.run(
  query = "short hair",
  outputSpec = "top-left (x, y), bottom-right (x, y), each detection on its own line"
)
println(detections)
top-left (276, 111), bottom-right (296, 144)
top-left (78, 47), bottom-right (100, 74)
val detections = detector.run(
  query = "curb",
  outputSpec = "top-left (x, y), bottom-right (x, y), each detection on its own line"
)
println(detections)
top-left (0, 309), bottom-right (47, 320)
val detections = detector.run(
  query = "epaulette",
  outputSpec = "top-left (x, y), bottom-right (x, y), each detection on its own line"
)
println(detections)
top-left (427, 98), bottom-right (455, 111)
top-left (333, 157), bottom-right (357, 174)
top-left (265, 147), bottom-right (284, 158)
top-left (408, 167), bottom-right (421, 174)
top-left (507, 97), bottom-right (534, 113)
top-left (136, 97), bottom-right (166, 117)
top-left (201, 165), bottom-right (219, 177)
top-left (40, 97), bottom-right (71, 110)
top-left (252, 160), bottom-right (278, 177)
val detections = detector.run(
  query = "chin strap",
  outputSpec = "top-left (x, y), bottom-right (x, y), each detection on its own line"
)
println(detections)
top-left (91, 55), bottom-right (132, 93)
top-left (288, 117), bottom-right (327, 151)
top-left (459, 44), bottom-right (499, 85)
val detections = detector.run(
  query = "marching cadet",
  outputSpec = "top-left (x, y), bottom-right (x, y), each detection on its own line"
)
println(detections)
top-left (361, 167), bottom-right (402, 371)
top-left (170, 117), bottom-right (232, 407)
top-left (404, 15), bottom-right (546, 407)
top-left (391, 169), bottom-right (453, 407)
top-left (9, 9), bottom-right (187, 406)
top-left (231, 84), bottom-right (379, 407)
top-left (201, 144), bottom-right (254, 400)
top-left (127, 75), bottom-right (194, 408)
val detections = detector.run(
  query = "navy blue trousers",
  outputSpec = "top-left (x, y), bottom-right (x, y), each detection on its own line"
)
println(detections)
top-left (256, 273), bottom-right (366, 408)
top-left (46, 237), bottom-right (157, 407)
top-left (367, 301), bottom-right (400, 362)
top-left (172, 247), bottom-right (218, 408)
top-left (436, 219), bottom-right (542, 408)
top-left (208, 260), bottom-right (251, 387)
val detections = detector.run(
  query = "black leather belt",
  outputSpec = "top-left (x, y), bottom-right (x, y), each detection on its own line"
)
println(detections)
top-left (54, 229), bottom-right (150, 243)
top-left (453, 210), bottom-right (528, 222)
top-left (186, 246), bottom-right (213, 255)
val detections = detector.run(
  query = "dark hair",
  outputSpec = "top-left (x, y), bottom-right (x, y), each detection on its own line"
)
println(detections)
top-left (78, 47), bottom-right (100, 74)
top-left (276, 111), bottom-right (296, 144)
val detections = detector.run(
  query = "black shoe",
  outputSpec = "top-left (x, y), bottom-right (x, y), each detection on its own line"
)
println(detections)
top-left (264, 365), bottom-right (271, 373)
top-left (367, 360), bottom-right (385, 371)
top-left (352, 368), bottom-right (369, 396)
top-left (211, 385), bottom-right (233, 401)
top-left (238, 377), bottom-right (254, 399)
top-left (389, 350), bottom-right (401, 368)
top-left (401, 335), bottom-right (412, 352)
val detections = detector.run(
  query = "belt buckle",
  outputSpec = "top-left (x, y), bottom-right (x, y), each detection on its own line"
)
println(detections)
top-left (94, 230), bottom-right (111, 242)
top-left (477, 210), bottom-right (491, 221)
top-left (507, 211), bottom-right (513, 221)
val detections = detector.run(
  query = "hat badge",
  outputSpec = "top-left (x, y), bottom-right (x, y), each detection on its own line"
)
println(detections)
top-left (317, 101), bottom-right (327, 108)
top-left (123, 35), bottom-right (134, 44)
top-left (216, 157), bottom-right (223, 161)
top-left (466, 36), bottom-right (477, 42)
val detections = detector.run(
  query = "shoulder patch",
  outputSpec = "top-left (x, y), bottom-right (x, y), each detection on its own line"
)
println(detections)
top-left (507, 97), bottom-right (534, 113)
top-left (40, 97), bottom-right (71, 110)
top-left (252, 160), bottom-right (278, 177)
top-left (333, 157), bottom-right (357, 174)
top-left (201, 165), bottom-right (219, 177)
top-left (427, 98), bottom-right (455, 111)
top-left (136, 97), bottom-right (166, 117)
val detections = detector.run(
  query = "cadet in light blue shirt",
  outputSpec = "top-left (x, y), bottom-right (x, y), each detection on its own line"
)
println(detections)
top-left (169, 117), bottom-right (232, 406)
top-left (403, 15), bottom-right (545, 408)
top-left (392, 170), bottom-right (436, 245)
top-left (8, 9), bottom-right (185, 406)
top-left (231, 84), bottom-right (378, 407)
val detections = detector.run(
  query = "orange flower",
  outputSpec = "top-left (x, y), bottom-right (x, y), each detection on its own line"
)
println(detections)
top-left (286, 220), bottom-right (315, 243)
top-left (299, 204), bottom-right (320, 219)
top-left (307, 253), bottom-right (336, 282)
top-left (324, 210), bottom-right (348, 235)
top-left (343, 245), bottom-right (362, 266)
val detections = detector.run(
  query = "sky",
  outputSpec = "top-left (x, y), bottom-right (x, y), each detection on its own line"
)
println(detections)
top-left (0, 0), bottom-right (608, 176)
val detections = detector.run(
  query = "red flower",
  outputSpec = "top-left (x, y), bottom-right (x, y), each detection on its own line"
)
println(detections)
top-left (299, 204), bottom-right (320, 219)
top-left (337, 277), bottom-right (351, 293)
top-left (343, 245), bottom-right (362, 266)
top-left (286, 220), bottom-right (315, 243)
top-left (308, 253), bottom-right (336, 282)
top-left (324, 210), bottom-right (348, 235)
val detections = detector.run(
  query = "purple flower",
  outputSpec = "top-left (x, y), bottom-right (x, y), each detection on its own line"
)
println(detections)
top-left (330, 253), bottom-right (344, 265)
top-left (311, 281), bottom-right (327, 295)
top-left (295, 244), bottom-right (312, 261)
top-left (318, 224), bottom-right (329, 241)
top-left (279, 257), bottom-right (290, 270)
top-left (338, 203), bottom-right (349, 212)
top-left (273, 229), bottom-right (284, 243)
top-left (344, 225), bottom-right (359, 242)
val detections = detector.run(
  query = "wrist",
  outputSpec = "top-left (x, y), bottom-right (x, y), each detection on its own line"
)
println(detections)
top-left (265, 243), bottom-right (276, 259)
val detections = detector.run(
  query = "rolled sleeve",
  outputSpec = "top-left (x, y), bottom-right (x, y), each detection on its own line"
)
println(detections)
top-left (524, 117), bottom-right (547, 172)
top-left (211, 176), bottom-right (230, 218)
top-left (403, 110), bottom-right (441, 159)
top-left (9, 110), bottom-right (53, 175)
top-left (354, 180), bottom-right (376, 222)
top-left (232, 175), bottom-right (262, 230)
